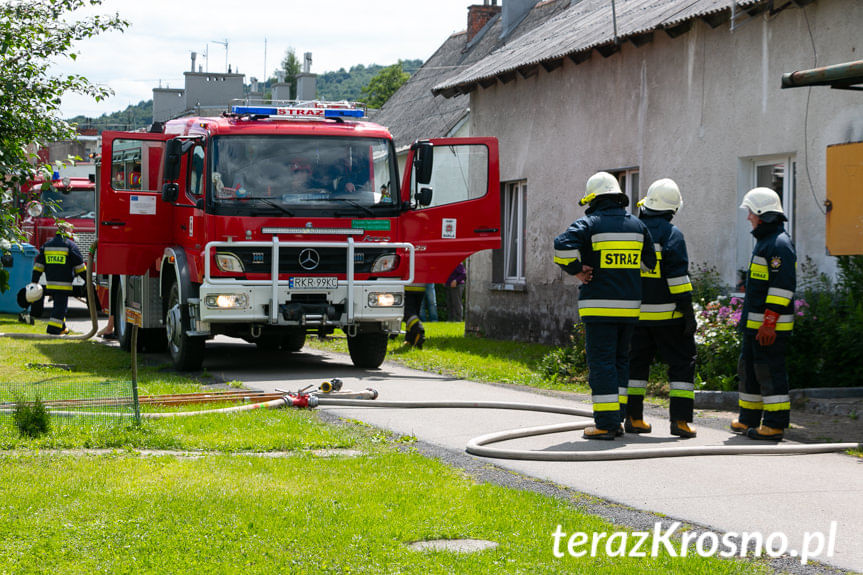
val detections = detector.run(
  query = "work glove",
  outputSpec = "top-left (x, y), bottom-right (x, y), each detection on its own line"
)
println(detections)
top-left (677, 300), bottom-right (697, 338)
top-left (756, 309), bottom-right (780, 346)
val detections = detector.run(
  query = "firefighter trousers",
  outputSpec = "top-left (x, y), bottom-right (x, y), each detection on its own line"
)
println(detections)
top-left (628, 323), bottom-right (696, 422)
top-left (46, 292), bottom-right (69, 335)
top-left (584, 322), bottom-right (634, 431)
top-left (737, 331), bottom-right (791, 429)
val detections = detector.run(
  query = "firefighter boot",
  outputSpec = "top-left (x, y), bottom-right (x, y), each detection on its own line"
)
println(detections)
top-left (583, 426), bottom-right (617, 440)
top-left (729, 420), bottom-right (749, 435)
top-left (405, 316), bottom-right (425, 349)
top-left (746, 425), bottom-right (784, 441)
top-left (624, 416), bottom-right (652, 434)
top-left (670, 420), bottom-right (697, 438)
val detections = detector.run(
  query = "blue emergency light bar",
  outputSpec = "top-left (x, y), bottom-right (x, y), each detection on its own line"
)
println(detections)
top-left (230, 105), bottom-right (364, 119)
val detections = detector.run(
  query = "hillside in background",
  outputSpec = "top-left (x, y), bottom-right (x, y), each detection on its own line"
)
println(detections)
top-left (316, 60), bottom-right (421, 102)
top-left (66, 59), bottom-right (423, 133)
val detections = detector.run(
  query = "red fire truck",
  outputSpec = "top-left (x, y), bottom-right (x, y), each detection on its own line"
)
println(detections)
top-left (96, 101), bottom-right (500, 370)
top-left (20, 176), bottom-right (97, 314)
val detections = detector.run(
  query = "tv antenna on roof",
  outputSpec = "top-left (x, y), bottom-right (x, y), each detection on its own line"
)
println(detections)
top-left (212, 38), bottom-right (229, 73)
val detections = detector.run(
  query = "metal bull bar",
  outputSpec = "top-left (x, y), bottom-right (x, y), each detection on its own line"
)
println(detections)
top-left (203, 237), bottom-right (415, 324)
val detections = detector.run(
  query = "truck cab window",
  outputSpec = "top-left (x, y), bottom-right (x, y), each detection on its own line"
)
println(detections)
top-left (188, 145), bottom-right (205, 197)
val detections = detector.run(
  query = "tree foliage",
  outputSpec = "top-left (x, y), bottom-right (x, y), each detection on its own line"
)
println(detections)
top-left (276, 48), bottom-right (301, 100)
top-left (0, 0), bottom-right (126, 290)
top-left (360, 61), bottom-right (410, 109)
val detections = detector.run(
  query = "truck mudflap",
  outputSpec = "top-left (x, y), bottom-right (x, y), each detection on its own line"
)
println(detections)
top-left (197, 237), bottom-right (414, 329)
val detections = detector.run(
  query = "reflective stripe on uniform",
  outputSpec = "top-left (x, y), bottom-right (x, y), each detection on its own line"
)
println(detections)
top-left (73, 263), bottom-right (87, 274)
top-left (48, 319), bottom-right (64, 329)
top-left (762, 394), bottom-right (791, 411)
top-left (591, 233), bottom-right (645, 251)
top-left (46, 282), bottom-right (74, 291)
top-left (750, 256), bottom-right (769, 281)
top-left (554, 248), bottom-right (581, 266)
top-left (406, 316), bottom-right (421, 329)
top-left (745, 312), bottom-right (794, 331)
top-left (405, 286), bottom-right (425, 292)
top-left (618, 387), bottom-right (628, 404)
top-left (739, 392), bottom-right (763, 410)
top-left (627, 379), bottom-right (647, 396)
top-left (765, 287), bottom-right (794, 307)
top-left (638, 303), bottom-right (682, 321)
top-left (33, 263), bottom-right (45, 272)
top-left (579, 299), bottom-right (641, 318)
top-left (667, 275), bottom-right (692, 294)
top-left (669, 381), bottom-right (695, 399)
top-left (592, 394), bottom-right (620, 412)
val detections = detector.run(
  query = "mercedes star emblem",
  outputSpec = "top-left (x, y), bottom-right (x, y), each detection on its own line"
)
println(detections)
top-left (298, 248), bottom-right (320, 271)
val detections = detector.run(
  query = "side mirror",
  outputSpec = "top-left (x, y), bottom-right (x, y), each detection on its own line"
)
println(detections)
top-left (162, 182), bottom-right (179, 203)
top-left (416, 187), bottom-right (433, 207)
top-left (412, 141), bottom-right (434, 185)
top-left (163, 138), bottom-right (195, 182)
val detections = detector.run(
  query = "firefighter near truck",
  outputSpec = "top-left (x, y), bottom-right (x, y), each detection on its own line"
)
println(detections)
top-left (95, 101), bottom-right (500, 371)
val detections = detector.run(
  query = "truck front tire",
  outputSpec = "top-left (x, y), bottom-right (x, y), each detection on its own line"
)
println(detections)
top-left (346, 331), bottom-right (388, 369)
top-left (166, 282), bottom-right (205, 371)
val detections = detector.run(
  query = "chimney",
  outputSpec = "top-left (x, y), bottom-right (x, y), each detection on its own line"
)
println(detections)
top-left (191, 51), bottom-right (197, 73)
top-left (467, 1), bottom-right (501, 43)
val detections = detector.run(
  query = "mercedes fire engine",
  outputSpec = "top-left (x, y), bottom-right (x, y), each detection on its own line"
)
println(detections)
top-left (96, 101), bottom-right (500, 370)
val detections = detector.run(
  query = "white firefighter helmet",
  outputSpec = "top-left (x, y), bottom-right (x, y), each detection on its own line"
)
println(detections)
top-left (740, 187), bottom-right (784, 216)
top-left (580, 171), bottom-right (622, 206)
top-left (638, 178), bottom-right (682, 213)
top-left (25, 282), bottom-right (43, 303)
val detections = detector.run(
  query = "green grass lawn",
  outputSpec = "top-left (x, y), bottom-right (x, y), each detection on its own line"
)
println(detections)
top-left (0, 313), bottom-right (769, 572)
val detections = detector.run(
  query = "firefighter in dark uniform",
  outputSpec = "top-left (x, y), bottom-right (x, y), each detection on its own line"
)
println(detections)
top-left (627, 179), bottom-right (698, 438)
top-left (732, 187), bottom-right (796, 441)
top-left (31, 222), bottom-right (86, 335)
top-left (403, 283), bottom-right (426, 348)
top-left (554, 172), bottom-right (656, 440)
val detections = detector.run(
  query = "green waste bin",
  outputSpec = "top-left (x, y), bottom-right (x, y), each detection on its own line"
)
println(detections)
top-left (0, 243), bottom-right (38, 313)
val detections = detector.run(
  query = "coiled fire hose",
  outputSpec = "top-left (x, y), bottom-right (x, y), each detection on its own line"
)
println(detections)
top-left (307, 396), bottom-right (861, 461)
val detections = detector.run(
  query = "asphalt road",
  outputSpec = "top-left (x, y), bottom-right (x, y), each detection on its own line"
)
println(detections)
top-left (61, 303), bottom-right (862, 573)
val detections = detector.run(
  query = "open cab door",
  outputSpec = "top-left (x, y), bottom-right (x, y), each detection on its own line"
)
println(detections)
top-left (97, 132), bottom-right (172, 275)
top-left (399, 137), bottom-right (501, 283)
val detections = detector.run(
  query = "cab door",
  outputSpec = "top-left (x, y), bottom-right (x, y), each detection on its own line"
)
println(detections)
top-left (398, 137), bottom-right (501, 284)
top-left (97, 132), bottom-right (172, 275)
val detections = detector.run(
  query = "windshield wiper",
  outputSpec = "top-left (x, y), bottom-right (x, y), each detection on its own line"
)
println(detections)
top-left (327, 197), bottom-right (375, 216)
top-left (252, 198), bottom-right (294, 217)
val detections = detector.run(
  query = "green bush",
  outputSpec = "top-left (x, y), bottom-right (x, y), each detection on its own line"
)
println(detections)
top-left (12, 394), bottom-right (50, 438)
top-left (693, 297), bottom-right (742, 390)
top-left (538, 322), bottom-right (586, 383)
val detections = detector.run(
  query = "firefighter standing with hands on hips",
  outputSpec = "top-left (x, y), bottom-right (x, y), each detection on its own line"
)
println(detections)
top-left (554, 172), bottom-right (656, 440)
top-left (627, 179), bottom-right (698, 438)
top-left (29, 221), bottom-right (86, 335)
top-left (732, 187), bottom-right (796, 441)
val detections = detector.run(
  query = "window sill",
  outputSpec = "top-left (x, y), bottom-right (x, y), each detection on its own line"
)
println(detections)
top-left (489, 282), bottom-right (527, 293)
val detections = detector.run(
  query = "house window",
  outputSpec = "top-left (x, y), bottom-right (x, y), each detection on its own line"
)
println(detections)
top-left (493, 180), bottom-right (526, 287)
top-left (608, 167), bottom-right (640, 211)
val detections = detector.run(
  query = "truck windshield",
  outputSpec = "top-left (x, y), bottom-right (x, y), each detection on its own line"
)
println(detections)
top-left (210, 135), bottom-right (398, 214)
top-left (40, 186), bottom-right (96, 219)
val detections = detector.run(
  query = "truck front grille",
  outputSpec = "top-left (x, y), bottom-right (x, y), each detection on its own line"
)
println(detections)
top-left (222, 246), bottom-right (394, 275)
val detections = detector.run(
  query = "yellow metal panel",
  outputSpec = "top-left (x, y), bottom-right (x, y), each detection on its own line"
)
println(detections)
top-left (826, 142), bottom-right (863, 255)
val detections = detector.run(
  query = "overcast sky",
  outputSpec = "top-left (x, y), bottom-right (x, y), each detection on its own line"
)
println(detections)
top-left (55, 0), bottom-right (473, 118)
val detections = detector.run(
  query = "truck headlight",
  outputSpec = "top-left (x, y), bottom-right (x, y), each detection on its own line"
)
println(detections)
top-left (26, 201), bottom-right (43, 218)
top-left (370, 253), bottom-right (399, 273)
top-left (205, 293), bottom-right (249, 309)
top-left (215, 252), bottom-right (244, 273)
top-left (368, 292), bottom-right (402, 307)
